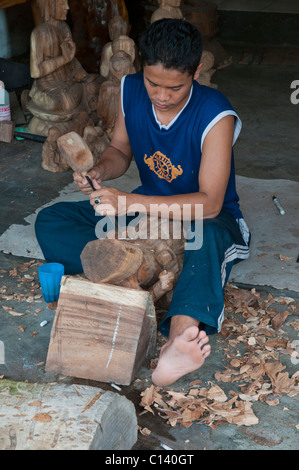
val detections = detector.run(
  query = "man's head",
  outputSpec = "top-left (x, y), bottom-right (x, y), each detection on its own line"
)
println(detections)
top-left (139, 18), bottom-right (202, 78)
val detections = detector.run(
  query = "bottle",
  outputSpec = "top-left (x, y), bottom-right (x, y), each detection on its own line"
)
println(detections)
top-left (0, 81), bottom-right (11, 121)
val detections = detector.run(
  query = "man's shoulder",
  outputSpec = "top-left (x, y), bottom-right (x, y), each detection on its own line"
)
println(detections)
top-left (193, 82), bottom-right (232, 109)
top-left (124, 72), bottom-right (144, 86)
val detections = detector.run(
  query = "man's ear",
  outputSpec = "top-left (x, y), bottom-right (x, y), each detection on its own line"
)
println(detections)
top-left (193, 63), bottom-right (203, 81)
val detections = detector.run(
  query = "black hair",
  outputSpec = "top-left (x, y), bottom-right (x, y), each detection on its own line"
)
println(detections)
top-left (139, 18), bottom-right (202, 77)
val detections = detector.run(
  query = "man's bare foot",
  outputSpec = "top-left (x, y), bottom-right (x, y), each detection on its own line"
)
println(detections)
top-left (152, 326), bottom-right (211, 387)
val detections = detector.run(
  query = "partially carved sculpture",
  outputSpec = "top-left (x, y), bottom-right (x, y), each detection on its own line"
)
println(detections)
top-left (27, 0), bottom-right (102, 136)
top-left (81, 216), bottom-right (186, 307)
top-left (151, 0), bottom-right (183, 23)
top-left (41, 122), bottom-right (109, 173)
top-left (98, 50), bottom-right (134, 139)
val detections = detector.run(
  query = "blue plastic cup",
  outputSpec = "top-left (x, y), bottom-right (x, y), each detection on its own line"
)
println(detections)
top-left (38, 263), bottom-right (64, 303)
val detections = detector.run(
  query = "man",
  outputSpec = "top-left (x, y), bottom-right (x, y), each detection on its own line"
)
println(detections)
top-left (36, 19), bottom-right (250, 386)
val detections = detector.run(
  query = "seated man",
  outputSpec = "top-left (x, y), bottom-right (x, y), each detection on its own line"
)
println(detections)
top-left (35, 19), bottom-right (250, 386)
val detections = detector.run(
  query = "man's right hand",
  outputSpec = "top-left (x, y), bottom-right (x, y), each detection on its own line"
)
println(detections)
top-left (73, 168), bottom-right (102, 195)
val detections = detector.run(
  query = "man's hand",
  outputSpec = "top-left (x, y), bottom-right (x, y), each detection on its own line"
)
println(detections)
top-left (61, 39), bottom-right (76, 63)
top-left (73, 167), bottom-right (102, 195)
top-left (90, 187), bottom-right (131, 216)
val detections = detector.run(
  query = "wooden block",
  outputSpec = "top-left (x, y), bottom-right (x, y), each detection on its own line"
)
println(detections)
top-left (0, 120), bottom-right (14, 143)
top-left (45, 276), bottom-right (157, 385)
top-left (0, 380), bottom-right (137, 450)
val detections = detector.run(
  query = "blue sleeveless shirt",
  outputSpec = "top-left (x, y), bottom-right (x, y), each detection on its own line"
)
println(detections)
top-left (121, 73), bottom-right (243, 219)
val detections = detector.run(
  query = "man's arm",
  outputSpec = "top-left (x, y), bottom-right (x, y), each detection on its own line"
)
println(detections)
top-left (196, 114), bottom-right (235, 218)
top-left (74, 95), bottom-right (133, 194)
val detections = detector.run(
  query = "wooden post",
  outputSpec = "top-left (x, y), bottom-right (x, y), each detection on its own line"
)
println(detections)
top-left (0, 120), bottom-right (14, 143)
top-left (45, 276), bottom-right (157, 385)
top-left (0, 380), bottom-right (137, 450)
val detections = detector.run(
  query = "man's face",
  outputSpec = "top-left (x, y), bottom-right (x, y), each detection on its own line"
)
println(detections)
top-left (143, 63), bottom-right (200, 116)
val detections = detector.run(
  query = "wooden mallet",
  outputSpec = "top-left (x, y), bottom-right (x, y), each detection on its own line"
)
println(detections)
top-left (57, 131), bottom-right (97, 191)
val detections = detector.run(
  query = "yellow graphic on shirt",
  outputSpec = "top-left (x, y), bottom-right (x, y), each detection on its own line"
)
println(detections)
top-left (144, 151), bottom-right (183, 183)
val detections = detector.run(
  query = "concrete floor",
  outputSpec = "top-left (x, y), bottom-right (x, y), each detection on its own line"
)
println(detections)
top-left (0, 45), bottom-right (298, 450)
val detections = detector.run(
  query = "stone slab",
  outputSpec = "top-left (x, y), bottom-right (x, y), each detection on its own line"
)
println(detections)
top-left (231, 176), bottom-right (299, 293)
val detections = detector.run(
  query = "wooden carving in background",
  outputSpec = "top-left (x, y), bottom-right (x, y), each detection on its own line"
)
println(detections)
top-left (151, 0), bottom-right (183, 23)
top-left (97, 13), bottom-right (138, 139)
top-left (97, 50), bottom-right (133, 139)
top-left (69, 0), bottom-right (129, 74)
top-left (100, 14), bottom-right (129, 78)
top-left (41, 124), bottom-right (109, 173)
top-left (26, 0), bottom-right (102, 137)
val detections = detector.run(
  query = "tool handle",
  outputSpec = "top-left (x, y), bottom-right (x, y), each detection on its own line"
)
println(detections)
top-left (85, 175), bottom-right (96, 191)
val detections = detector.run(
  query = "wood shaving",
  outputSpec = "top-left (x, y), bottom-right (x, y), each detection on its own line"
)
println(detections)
top-left (139, 285), bottom-right (299, 430)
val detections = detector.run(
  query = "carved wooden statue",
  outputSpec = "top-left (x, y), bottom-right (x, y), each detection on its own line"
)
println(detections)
top-left (100, 14), bottom-right (129, 78)
top-left (68, 0), bottom-right (129, 74)
top-left (26, 0), bottom-right (102, 137)
top-left (97, 50), bottom-right (133, 139)
top-left (151, 0), bottom-right (183, 23)
top-left (196, 50), bottom-right (217, 89)
top-left (100, 14), bottom-right (139, 79)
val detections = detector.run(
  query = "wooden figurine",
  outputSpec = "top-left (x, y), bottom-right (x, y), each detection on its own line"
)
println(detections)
top-left (111, 35), bottom-right (137, 72)
top-left (151, 0), bottom-right (183, 23)
top-left (196, 50), bottom-right (217, 89)
top-left (26, 0), bottom-right (102, 137)
top-left (100, 14), bottom-right (129, 78)
top-left (68, 0), bottom-right (129, 74)
top-left (97, 50), bottom-right (133, 139)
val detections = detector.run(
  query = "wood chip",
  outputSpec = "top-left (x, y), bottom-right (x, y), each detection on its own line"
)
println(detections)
top-left (139, 284), bottom-right (299, 430)
top-left (271, 311), bottom-right (290, 330)
top-left (33, 412), bottom-right (52, 423)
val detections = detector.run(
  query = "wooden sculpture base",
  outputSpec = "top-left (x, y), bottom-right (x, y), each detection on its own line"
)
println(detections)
top-left (45, 276), bottom-right (157, 385)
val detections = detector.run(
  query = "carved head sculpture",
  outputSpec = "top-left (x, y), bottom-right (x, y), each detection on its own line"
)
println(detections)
top-left (36, 0), bottom-right (69, 22)
top-left (159, 0), bottom-right (181, 6)
top-left (108, 15), bottom-right (128, 41)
